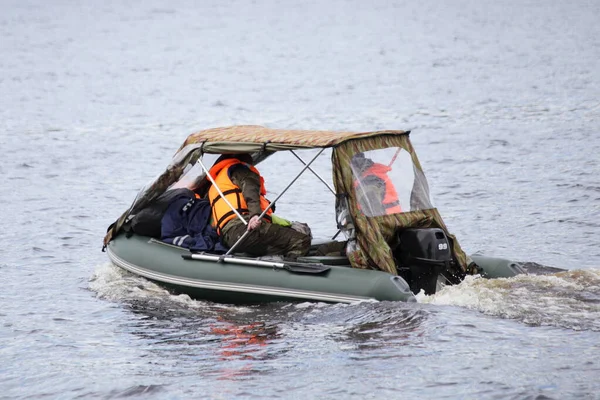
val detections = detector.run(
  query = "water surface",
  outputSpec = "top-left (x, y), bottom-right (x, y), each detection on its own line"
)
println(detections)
top-left (1, 0), bottom-right (599, 398)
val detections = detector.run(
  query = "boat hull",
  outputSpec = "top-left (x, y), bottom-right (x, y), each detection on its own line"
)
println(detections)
top-left (106, 234), bottom-right (525, 304)
top-left (107, 234), bottom-right (417, 303)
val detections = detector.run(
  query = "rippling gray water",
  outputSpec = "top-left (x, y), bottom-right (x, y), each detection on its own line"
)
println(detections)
top-left (2, 0), bottom-right (599, 398)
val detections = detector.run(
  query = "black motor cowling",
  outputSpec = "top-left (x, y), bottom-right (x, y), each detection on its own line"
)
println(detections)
top-left (393, 228), bottom-right (452, 295)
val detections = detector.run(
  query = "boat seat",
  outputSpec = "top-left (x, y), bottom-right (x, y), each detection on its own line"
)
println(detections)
top-left (296, 255), bottom-right (351, 266)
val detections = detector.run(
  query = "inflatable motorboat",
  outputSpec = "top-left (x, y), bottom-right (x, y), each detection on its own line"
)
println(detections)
top-left (103, 126), bottom-right (525, 304)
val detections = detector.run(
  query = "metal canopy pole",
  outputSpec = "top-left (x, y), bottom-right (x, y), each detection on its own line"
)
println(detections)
top-left (290, 150), bottom-right (335, 195)
top-left (290, 150), bottom-right (342, 241)
top-left (224, 148), bottom-right (326, 256)
top-left (196, 157), bottom-right (248, 226)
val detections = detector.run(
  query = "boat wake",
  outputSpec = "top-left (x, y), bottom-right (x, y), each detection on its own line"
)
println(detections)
top-left (89, 262), bottom-right (193, 304)
top-left (88, 263), bottom-right (255, 318)
top-left (418, 268), bottom-right (600, 331)
top-left (90, 262), bottom-right (600, 332)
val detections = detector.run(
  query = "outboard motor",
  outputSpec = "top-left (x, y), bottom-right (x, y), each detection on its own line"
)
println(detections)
top-left (393, 228), bottom-right (452, 295)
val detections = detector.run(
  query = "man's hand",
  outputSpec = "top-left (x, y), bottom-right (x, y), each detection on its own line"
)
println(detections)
top-left (247, 215), bottom-right (262, 231)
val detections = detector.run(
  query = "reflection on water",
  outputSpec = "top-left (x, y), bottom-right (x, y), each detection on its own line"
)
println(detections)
top-left (91, 264), bottom-right (287, 379)
top-left (85, 262), bottom-right (600, 397)
top-left (210, 320), bottom-right (279, 361)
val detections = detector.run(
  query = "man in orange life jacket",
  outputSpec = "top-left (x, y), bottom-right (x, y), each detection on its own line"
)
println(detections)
top-left (352, 152), bottom-right (402, 217)
top-left (207, 154), bottom-right (311, 259)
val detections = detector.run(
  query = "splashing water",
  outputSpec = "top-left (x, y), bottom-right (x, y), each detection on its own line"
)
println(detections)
top-left (92, 262), bottom-right (600, 333)
top-left (419, 269), bottom-right (600, 331)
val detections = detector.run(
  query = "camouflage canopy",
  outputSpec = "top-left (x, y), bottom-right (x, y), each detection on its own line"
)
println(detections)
top-left (175, 125), bottom-right (409, 153)
top-left (103, 126), bottom-right (408, 245)
top-left (103, 125), bottom-right (469, 276)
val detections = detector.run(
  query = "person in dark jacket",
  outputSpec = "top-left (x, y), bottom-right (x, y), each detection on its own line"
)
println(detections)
top-left (161, 193), bottom-right (228, 253)
top-left (127, 187), bottom-right (228, 253)
top-left (207, 154), bottom-right (311, 259)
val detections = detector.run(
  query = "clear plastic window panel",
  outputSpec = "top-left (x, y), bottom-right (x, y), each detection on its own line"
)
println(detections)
top-left (350, 148), bottom-right (434, 217)
top-left (169, 153), bottom-right (220, 191)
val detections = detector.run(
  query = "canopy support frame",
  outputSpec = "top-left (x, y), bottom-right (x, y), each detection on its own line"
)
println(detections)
top-left (290, 150), bottom-right (336, 195)
top-left (223, 148), bottom-right (326, 257)
top-left (290, 149), bottom-right (342, 240)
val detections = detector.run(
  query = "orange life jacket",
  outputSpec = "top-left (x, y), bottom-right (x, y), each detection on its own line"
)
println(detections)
top-left (207, 158), bottom-right (273, 234)
top-left (356, 163), bottom-right (402, 214)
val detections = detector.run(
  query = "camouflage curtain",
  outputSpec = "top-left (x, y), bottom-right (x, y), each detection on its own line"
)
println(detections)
top-left (331, 134), bottom-right (469, 275)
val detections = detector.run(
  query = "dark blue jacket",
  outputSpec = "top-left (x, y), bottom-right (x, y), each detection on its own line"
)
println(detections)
top-left (161, 195), bottom-right (228, 253)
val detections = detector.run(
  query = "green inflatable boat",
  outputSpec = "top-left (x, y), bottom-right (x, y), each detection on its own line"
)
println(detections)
top-left (106, 234), bottom-right (523, 304)
top-left (103, 126), bottom-right (525, 304)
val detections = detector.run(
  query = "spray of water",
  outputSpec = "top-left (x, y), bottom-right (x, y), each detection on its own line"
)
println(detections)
top-left (418, 269), bottom-right (600, 331)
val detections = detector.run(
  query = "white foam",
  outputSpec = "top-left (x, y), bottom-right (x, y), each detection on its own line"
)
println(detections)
top-left (418, 270), bottom-right (600, 330)
top-left (88, 263), bottom-right (262, 313)
top-left (88, 262), bottom-right (170, 301)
